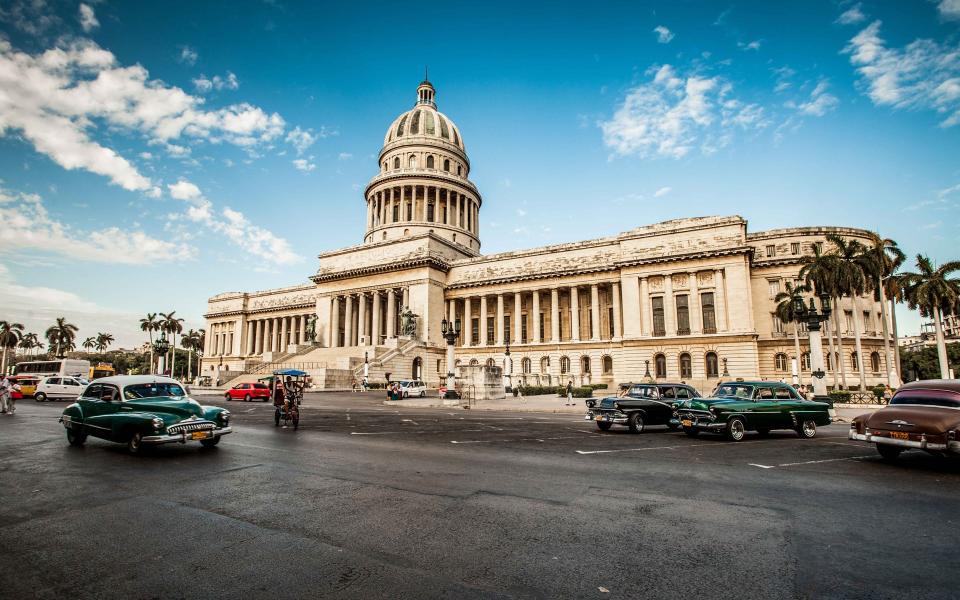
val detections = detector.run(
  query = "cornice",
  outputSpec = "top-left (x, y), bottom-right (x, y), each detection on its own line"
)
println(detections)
top-left (364, 170), bottom-right (482, 204)
top-left (310, 256), bottom-right (450, 284)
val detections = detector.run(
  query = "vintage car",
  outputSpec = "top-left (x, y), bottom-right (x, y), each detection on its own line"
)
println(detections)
top-left (672, 381), bottom-right (831, 441)
top-left (585, 383), bottom-right (701, 432)
top-left (59, 375), bottom-right (232, 453)
top-left (848, 379), bottom-right (960, 460)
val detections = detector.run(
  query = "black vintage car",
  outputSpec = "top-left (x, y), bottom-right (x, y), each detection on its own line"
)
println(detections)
top-left (585, 383), bottom-right (701, 433)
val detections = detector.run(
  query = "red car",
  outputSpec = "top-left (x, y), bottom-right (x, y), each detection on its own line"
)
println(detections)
top-left (224, 382), bottom-right (271, 402)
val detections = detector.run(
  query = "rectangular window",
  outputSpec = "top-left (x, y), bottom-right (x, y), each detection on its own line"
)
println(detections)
top-left (676, 295), bottom-right (690, 335)
top-left (652, 297), bottom-right (665, 337)
top-left (701, 292), bottom-right (716, 333)
top-left (486, 317), bottom-right (494, 344)
top-left (471, 318), bottom-right (479, 345)
top-left (392, 204), bottom-right (399, 222)
top-left (539, 313), bottom-right (545, 342)
top-left (442, 206), bottom-right (447, 223)
top-left (406, 203), bottom-right (412, 221)
top-left (436, 359), bottom-right (442, 373)
top-left (504, 315), bottom-right (511, 344)
top-left (863, 311), bottom-right (871, 332)
top-left (845, 310), bottom-right (854, 332)
top-left (427, 203), bottom-right (435, 222)
top-left (521, 314), bottom-right (528, 343)
top-left (766, 245), bottom-right (776, 257)
top-left (608, 306), bottom-right (615, 338)
top-left (814, 241), bottom-right (823, 254)
top-left (790, 242), bottom-right (800, 255)
top-left (773, 314), bottom-right (784, 334)
top-left (768, 280), bottom-right (781, 298)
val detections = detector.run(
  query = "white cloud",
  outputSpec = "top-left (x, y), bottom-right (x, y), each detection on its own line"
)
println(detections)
top-left (178, 46), bottom-right (198, 65)
top-left (167, 179), bottom-right (202, 201)
top-left (600, 64), bottom-right (767, 159)
top-left (738, 40), bottom-right (762, 51)
top-left (78, 3), bottom-right (98, 32)
top-left (844, 21), bottom-right (960, 127)
top-left (0, 186), bottom-right (194, 264)
top-left (139, 151), bottom-right (153, 160)
top-left (193, 72), bottom-right (239, 93)
top-left (653, 25), bottom-right (674, 44)
top-left (337, 152), bottom-right (353, 160)
top-left (292, 158), bottom-right (315, 171)
top-left (285, 125), bottom-right (336, 155)
top-left (653, 186), bottom-right (672, 198)
top-left (791, 80), bottom-right (840, 117)
top-left (516, 208), bottom-right (527, 217)
top-left (938, 0), bottom-right (960, 21)
top-left (836, 3), bottom-right (866, 25)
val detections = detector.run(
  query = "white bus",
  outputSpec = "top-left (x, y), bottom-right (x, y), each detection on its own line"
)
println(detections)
top-left (13, 359), bottom-right (91, 379)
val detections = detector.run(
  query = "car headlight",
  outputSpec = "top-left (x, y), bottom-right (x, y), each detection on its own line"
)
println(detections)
top-left (220, 411), bottom-right (230, 425)
top-left (152, 417), bottom-right (164, 431)
top-left (614, 402), bottom-right (620, 410)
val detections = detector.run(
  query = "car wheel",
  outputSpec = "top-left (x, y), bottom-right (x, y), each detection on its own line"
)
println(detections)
top-left (403, 391), bottom-right (409, 398)
top-left (420, 391), bottom-right (426, 398)
top-left (200, 436), bottom-right (221, 448)
top-left (877, 444), bottom-right (902, 461)
top-left (34, 392), bottom-right (46, 402)
top-left (667, 422), bottom-right (680, 430)
top-left (683, 428), bottom-right (699, 437)
top-left (726, 417), bottom-right (747, 442)
top-left (627, 412), bottom-right (645, 434)
top-left (66, 427), bottom-right (87, 446)
top-left (225, 394), bottom-right (232, 401)
top-left (127, 432), bottom-right (143, 454)
top-left (596, 421), bottom-right (612, 431)
top-left (244, 394), bottom-right (251, 402)
top-left (757, 428), bottom-right (770, 438)
top-left (797, 420), bottom-right (817, 439)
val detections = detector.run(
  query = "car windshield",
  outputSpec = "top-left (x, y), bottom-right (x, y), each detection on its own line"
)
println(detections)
top-left (891, 394), bottom-right (960, 409)
top-left (123, 383), bottom-right (187, 400)
top-left (253, 383), bottom-right (268, 389)
top-left (714, 384), bottom-right (754, 398)
top-left (627, 386), bottom-right (658, 398)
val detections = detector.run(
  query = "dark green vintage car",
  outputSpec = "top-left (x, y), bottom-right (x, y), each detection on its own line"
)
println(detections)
top-left (672, 381), bottom-right (831, 441)
top-left (60, 375), bottom-right (232, 453)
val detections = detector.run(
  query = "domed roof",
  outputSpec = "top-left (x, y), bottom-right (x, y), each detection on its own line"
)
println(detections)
top-left (383, 80), bottom-right (465, 151)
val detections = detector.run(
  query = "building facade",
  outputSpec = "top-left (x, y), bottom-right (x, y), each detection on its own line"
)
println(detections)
top-left (202, 80), bottom-right (889, 393)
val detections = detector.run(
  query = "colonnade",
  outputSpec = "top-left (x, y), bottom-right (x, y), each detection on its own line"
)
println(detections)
top-left (206, 313), bottom-right (316, 357)
top-left (366, 184), bottom-right (478, 236)
top-left (329, 288), bottom-right (408, 348)
top-left (207, 322), bottom-right (235, 357)
top-left (637, 270), bottom-right (728, 338)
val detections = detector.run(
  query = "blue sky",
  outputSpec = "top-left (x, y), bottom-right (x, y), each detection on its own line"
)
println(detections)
top-left (0, 0), bottom-right (958, 347)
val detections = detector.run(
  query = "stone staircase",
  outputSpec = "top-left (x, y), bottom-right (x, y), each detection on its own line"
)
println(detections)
top-left (352, 338), bottom-right (424, 383)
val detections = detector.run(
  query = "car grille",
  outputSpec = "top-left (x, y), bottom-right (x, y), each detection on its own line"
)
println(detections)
top-left (166, 419), bottom-right (216, 434)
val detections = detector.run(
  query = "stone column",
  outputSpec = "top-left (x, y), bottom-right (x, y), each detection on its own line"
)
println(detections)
top-left (551, 288), bottom-right (560, 342)
top-left (570, 286), bottom-right (581, 341)
top-left (344, 295), bottom-right (354, 347)
top-left (357, 292), bottom-right (367, 346)
top-left (664, 275), bottom-right (675, 336)
top-left (452, 193), bottom-right (459, 228)
top-left (714, 269), bottom-right (728, 331)
top-left (330, 296), bottom-right (341, 348)
top-left (401, 288), bottom-right (409, 310)
top-left (255, 319), bottom-right (264, 354)
top-left (463, 297), bottom-right (472, 347)
top-left (480, 295), bottom-right (488, 346)
top-left (513, 292), bottom-right (522, 343)
top-left (372, 292), bottom-right (381, 346)
top-left (246, 321), bottom-right (255, 355)
top-left (280, 316), bottom-right (288, 352)
top-left (612, 282), bottom-right (622, 340)
top-left (299, 313), bottom-right (306, 345)
top-left (640, 277), bottom-right (651, 336)
top-left (590, 284), bottom-right (600, 341)
top-left (532, 290), bottom-right (541, 343)
top-left (386, 289), bottom-right (397, 339)
top-left (496, 294), bottom-right (505, 345)
top-left (689, 272), bottom-right (702, 334)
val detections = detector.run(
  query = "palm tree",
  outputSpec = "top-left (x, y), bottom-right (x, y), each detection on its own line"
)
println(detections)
top-left (901, 255), bottom-right (960, 379)
top-left (774, 281), bottom-right (812, 385)
top-left (95, 332), bottom-right (114, 354)
top-left (82, 337), bottom-right (97, 352)
top-left (800, 245), bottom-right (844, 389)
top-left (827, 234), bottom-right (873, 390)
top-left (884, 263), bottom-right (907, 379)
top-left (140, 313), bottom-right (160, 374)
top-left (181, 329), bottom-right (203, 383)
top-left (19, 333), bottom-right (39, 357)
top-left (45, 317), bottom-right (79, 358)
top-left (0, 320), bottom-right (25, 374)
top-left (160, 311), bottom-right (185, 378)
top-left (865, 233), bottom-right (906, 385)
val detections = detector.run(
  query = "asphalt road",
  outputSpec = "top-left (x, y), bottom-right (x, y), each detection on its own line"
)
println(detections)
top-left (1, 392), bottom-right (958, 600)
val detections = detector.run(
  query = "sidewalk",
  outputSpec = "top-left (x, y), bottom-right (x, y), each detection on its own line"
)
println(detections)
top-left (385, 394), bottom-right (588, 414)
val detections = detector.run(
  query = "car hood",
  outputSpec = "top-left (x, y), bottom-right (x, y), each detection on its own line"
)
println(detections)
top-left (599, 396), bottom-right (620, 409)
top-left (864, 406), bottom-right (960, 432)
top-left (124, 397), bottom-right (205, 421)
top-left (675, 398), bottom-right (752, 411)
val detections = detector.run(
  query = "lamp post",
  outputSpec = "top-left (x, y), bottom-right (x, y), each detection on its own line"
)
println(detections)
top-left (152, 334), bottom-right (170, 376)
top-left (503, 338), bottom-right (513, 393)
top-left (793, 293), bottom-right (833, 399)
top-left (440, 317), bottom-right (461, 400)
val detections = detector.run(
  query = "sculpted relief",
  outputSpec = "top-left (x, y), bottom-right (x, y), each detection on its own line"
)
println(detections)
top-left (250, 293), bottom-right (317, 310)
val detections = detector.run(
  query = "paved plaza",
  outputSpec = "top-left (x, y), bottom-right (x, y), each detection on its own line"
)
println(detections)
top-left (1, 392), bottom-right (957, 599)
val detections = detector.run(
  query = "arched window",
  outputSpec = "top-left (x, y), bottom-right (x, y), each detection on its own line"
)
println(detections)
top-left (408, 155), bottom-right (417, 169)
top-left (705, 352), bottom-right (719, 378)
top-left (602, 355), bottom-right (613, 375)
top-left (426, 155), bottom-right (435, 169)
top-left (403, 228), bottom-right (410, 237)
top-left (382, 232), bottom-right (387, 240)
top-left (560, 356), bottom-right (570, 374)
top-left (469, 358), bottom-right (479, 366)
top-left (801, 352), bottom-right (811, 371)
top-left (679, 353), bottom-right (692, 379)
top-left (826, 351), bottom-right (839, 371)
top-left (774, 353), bottom-right (788, 371)
top-left (412, 357), bottom-right (422, 379)
top-left (382, 162), bottom-right (387, 172)
top-left (654, 354), bottom-right (667, 379)
top-left (851, 351), bottom-right (859, 370)
top-left (521, 358), bottom-right (531, 374)
top-left (580, 356), bottom-right (591, 374)
top-left (540, 356), bottom-right (550, 373)
top-left (870, 351), bottom-right (881, 372)
top-left (485, 358), bottom-right (495, 368)
top-left (443, 159), bottom-right (450, 172)
top-left (455, 359), bottom-right (462, 367)
top-left (457, 165), bottom-right (463, 176)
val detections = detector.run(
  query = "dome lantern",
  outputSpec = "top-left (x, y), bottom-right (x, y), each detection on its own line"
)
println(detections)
top-left (417, 79), bottom-right (436, 108)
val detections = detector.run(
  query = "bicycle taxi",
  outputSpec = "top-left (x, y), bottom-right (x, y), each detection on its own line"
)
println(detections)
top-left (265, 369), bottom-right (307, 430)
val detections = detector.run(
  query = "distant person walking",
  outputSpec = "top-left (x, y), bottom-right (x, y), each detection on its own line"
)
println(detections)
top-left (0, 377), bottom-right (10, 414)
top-left (565, 380), bottom-right (573, 406)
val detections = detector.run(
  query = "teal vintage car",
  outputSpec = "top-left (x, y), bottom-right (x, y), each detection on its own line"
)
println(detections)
top-left (60, 375), bottom-right (232, 453)
top-left (672, 381), bottom-right (831, 441)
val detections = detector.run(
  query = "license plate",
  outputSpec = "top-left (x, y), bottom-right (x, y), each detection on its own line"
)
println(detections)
top-left (890, 431), bottom-right (909, 440)
top-left (191, 431), bottom-right (212, 440)
top-left (595, 415), bottom-right (603, 421)
top-left (681, 419), bottom-right (693, 427)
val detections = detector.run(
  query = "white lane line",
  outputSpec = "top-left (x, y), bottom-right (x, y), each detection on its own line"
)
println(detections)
top-left (402, 419), bottom-right (420, 426)
top-left (245, 408), bottom-right (256, 413)
top-left (749, 463), bottom-right (775, 469)
top-left (574, 439), bottom-right (773, 455)
top-left (450, 435), bottom-right (586, 445)
top-left (776, 455), bottom-right (875, 468)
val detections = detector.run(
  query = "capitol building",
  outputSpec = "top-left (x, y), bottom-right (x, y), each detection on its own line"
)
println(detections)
top-left (202, 79), bottom-right (889, 392)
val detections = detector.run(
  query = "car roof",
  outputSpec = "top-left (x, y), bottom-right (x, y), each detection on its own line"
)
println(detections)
top-left (717, 381), bottom-right (787, 387)
top-left (87, 375), bottom-right (181, 387)
top-left (898, 379), bottom-right (960, 393)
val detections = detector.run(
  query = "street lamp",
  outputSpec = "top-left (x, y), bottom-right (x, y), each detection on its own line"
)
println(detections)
top-left (503, 338), bottom-right (513, 393)
top-left (440, 317), bottom-right (461, 400)
top-left (793, 293), bottom-right (833, 399)
top-left (152, 334), bottom-right (170, 375)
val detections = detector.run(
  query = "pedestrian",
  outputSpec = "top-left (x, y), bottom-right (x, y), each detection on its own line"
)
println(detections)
top-left (362, 376), bottom-right (369, 392)
top-left (565, 380), bottom-right (573, 406)
top-left (7, 378), bottom-right (19, 414)
top-left (0, 377), bottom-right (10, 414)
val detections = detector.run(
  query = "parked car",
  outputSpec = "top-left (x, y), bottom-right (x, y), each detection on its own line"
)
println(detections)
top-left (59, 375), bottom-right (232, 453)
top-left (10, 375), bottom-right (40, 398)
top-left (398, 380), bottom-right (426, 398)
top-left (34, 375), bottom-right (88, 402)
top-left (673, 381), bottom-right (831, 441)
top-left (585, 383), bottom-right (701, 432)
top-left (225, 382), bottom-right (271, 402)
top-left (848, 379), bottom-right (960, 460)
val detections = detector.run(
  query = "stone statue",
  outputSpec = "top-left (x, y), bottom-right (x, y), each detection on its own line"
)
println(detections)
top-left (305, 315), bottom-right (317, 341)
top-left (400, 306), bottom-right (417, 337)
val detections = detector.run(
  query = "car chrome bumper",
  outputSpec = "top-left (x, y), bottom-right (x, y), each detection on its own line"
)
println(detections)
top-left (848, 430), bottom-right (959, 452)
top-left (675, 414), bottom-right (725, 430)
top-left (585, 412), bottom-right (628, 425)
top-left (142, 427), bottom-right (233, 445)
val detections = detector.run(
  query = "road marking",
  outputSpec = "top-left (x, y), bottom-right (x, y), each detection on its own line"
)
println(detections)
top-left (450, 435), bottom-right (586, 445)
top-left (776, 455), bottom-right (874, 468)
top-left (575, 439), bottom-right (772, 455)
top-left (749, 463), bottom-right (775, 469)
top-left (402, 419), bottom-right (419, 425)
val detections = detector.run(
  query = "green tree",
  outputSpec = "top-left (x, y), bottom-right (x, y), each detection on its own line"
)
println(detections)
top-left (95, 332), bottom-right (115, 353)
top-left (0, 320), bottom-right (25, 374)
top-left (774, 281), bottom-right (811, 384)
top-left (901, 255), bottom-right (960, 379)
top-left (45, 317), bottom-right (79, 358)
top-left (82, 337), bottom-right (97, 352)
top-left (18, 332), bottom-right (39, 357)
top-left (864, 233), bottom-right (905, 385)
top-left (800, 244), bottom-right (845, 389)
top-left (140, 313), bottom-right (160, 374)
top-left (160, 311), bottom-right (184, 378)
top-left (826, 234), bottom-right (874, 390)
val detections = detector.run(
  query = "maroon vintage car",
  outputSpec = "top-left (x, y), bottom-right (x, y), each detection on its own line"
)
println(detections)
top-left (849, 380), bottom-right (960, 460)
